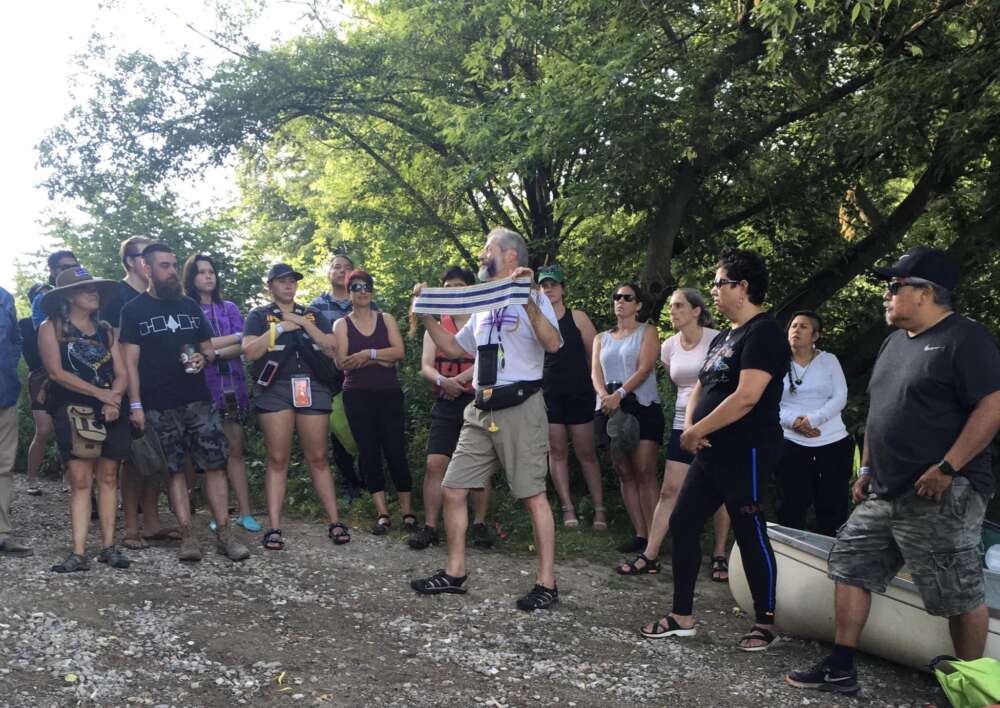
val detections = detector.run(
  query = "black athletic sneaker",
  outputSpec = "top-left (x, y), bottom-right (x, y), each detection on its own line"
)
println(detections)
top-left (471, 522), bottom-right (494, 549)
top-left (411, 569), bottom-right (468, 594)
top-left (516, 584), bottom-right (559, 611)
top-left (408, 525), bottom-right (440, 550)
top-left (785, 659), bottom-right (860, 694)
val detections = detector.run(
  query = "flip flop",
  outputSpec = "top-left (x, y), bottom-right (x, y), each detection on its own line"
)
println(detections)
top-left (143, 528), bottom-right (182, 541)
top-left (25, 486), bottom-right (42, 496)
top-left (122, 536), bottom-right (149, 550)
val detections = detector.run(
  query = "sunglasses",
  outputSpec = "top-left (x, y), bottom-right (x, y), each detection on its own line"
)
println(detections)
top-left (126, 251), bottom-right (144, 259)
top-left (887, 281), bottom-right (927, 296)
top-left (713, 278), bottom-right (741, 289)
top-left (349, 283), bottom-right (373, 293)
top-left (612, 293), bottom-right (636, 302)
top-left (56, 262), bottom-right (80, 272)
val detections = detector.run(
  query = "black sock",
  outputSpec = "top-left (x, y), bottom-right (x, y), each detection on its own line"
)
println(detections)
top-left (829, 644), bottom-right (855, 671)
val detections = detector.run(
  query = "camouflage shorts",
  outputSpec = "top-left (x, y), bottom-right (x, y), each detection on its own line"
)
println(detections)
top-left (147, 400), bottom-right (229, 475)
top-left (827, 476), bottom-right (987, 617)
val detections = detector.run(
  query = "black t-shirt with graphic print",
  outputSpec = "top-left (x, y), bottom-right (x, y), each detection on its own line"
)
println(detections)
top-left (867, 313), bottom-right (1000, 499)
top-left (119, 293), bottom-right (213, 411)
top-left (692, 312), bottom-right (790, 453)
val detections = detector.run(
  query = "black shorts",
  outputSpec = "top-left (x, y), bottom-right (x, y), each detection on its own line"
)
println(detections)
top-left (28, 369), bottom-right (48, 412)
top-left (426, 394), bottom-right (473, 457)
top-left (53, 404), bottom-right (132, 462)
top-left (254, 378), bottom-right (332, 415)
top-left (595, 400), bottom-right (665, 446)
top-left (666, 428), bottom-right (694, 464)
top-left (147, 400), bottom-right (228, 474)
top-left (543, 389), bottom-right (596, 426)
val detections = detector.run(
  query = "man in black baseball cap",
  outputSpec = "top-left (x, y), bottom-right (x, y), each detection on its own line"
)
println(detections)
top-left (266, 264), bottom-right (304, 283)
top-left (871, 245), bottom-right (960, 290)
top-left (787, 245), bottom-right (1000, 694)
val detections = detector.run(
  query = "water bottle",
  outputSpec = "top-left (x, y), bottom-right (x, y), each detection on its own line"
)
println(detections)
top-left (179, 344), bottom-right (198, 374)
top-left (985, 545), bottom-right (1000, 571)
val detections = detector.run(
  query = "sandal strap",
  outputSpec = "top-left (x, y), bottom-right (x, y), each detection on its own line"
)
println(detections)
top-left (742, 626), bottom-right (775, 643)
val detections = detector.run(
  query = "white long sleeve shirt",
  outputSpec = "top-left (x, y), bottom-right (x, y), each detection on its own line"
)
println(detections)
top-left (779, 350), bottom-right (849, 447)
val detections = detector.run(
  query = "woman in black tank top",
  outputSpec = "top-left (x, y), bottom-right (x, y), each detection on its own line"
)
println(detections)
top-left (537, 265), bottom-right (607, 531)
top-left (37, 267), bottom-right (131, 573)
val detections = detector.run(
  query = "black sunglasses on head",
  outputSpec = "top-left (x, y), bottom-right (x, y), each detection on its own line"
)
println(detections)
top-left (349, 282), bottom-right (373, 293)
top-left (613, 293), bottom-right (636, 302)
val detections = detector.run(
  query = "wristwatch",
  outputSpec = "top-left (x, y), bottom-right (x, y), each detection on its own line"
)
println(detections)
top-left (937, 459), bottom-right (957, 476)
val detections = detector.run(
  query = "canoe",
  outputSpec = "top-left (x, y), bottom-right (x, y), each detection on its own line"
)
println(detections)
top-left (728, 523), bottom-right (1000, 669)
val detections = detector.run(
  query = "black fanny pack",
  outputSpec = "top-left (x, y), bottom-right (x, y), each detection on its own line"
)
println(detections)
top-left (474, 380), bottom-right (542, 411)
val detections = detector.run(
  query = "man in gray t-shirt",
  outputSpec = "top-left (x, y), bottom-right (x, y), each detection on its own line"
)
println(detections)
top-left (787, 246), bottom-right (1000, 696)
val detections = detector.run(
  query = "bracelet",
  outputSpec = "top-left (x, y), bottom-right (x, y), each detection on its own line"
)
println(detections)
top-left (858, 466), bottom-right (871, 477)
top-left (370, 348), bottom-right (377, 360)
top-left (130, 402), bottom-right (143, 411)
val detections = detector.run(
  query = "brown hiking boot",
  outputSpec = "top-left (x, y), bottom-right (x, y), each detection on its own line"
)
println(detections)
top-left (177, 524), bottom-right (202, 562)
top-left (215, 525), bottom-right (250, 562)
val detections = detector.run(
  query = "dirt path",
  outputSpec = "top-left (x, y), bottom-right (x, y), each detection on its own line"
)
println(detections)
top-left (1, 475), bottom-right (944, 707)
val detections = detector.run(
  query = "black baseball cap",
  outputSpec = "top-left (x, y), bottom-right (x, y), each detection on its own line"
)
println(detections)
top-left (266, 263), bottom-right (304, 283)
top-left (872, 246), bottom-right (960, 290)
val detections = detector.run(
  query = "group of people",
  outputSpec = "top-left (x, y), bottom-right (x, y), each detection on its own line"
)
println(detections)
top-left (0, 227), bottom-right (997, 696)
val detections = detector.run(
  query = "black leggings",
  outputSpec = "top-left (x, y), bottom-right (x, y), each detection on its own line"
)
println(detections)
top-left (342, 388), bottom-right (412, 494)
top-left (669, 442), bottom-right (782, 625)
top-left (776, 436), bottom-right (854, 537)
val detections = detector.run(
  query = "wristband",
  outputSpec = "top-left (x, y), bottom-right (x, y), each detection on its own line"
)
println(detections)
top-left (858, 466), bottom-right (871, 477)
top-left (615, 387), bottom-right (627, 400)
top-left (370, 348), bottom-right (377, 360)
top-left (435, 375), bottom-right (443, 387)
top-left (234, 332), bottom-right (243, 342)
top-left (130, 402), bottom-right (143, 411)
top-left (275, 323), bottom-right (285, 336)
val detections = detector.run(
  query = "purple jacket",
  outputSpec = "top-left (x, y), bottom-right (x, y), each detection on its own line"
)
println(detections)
top-left (200, 301), bottom-right (250, 412)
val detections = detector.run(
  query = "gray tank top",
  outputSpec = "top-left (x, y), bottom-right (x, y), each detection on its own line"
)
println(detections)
top-left (598, 324), bottom-right (660, 407)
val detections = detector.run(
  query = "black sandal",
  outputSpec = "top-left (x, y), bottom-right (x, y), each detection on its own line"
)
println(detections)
top-left (51, 552), bottom-right (90, 573)
top-left (411, 569), bottom-right (468, 594)
top-left (738, 625), bottom-right (778, 652)
top-left (402, 514), bottom-right (418, 532)
top-left (371, 514), bottom-right (391, 536)
top-left (710, 555), bottom-right (729, 583)
top-left (639, 615), bottom-right (696, 639)
top-left (261, 528), bottom-right (285, 551)
top-left (328, 522), bottom-right (351, 545)
top-left (617, 552), bottom-right (659, 575)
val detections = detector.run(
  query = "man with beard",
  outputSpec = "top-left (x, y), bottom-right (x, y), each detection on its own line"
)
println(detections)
top-left (409, 227), bottom-right (563, 611)
top-left (119, 243), bottom-right (249, 563)
top-left (786, 247), bottom-right (1000, 694)
top-left (100, 235), bottom-right (171, 549)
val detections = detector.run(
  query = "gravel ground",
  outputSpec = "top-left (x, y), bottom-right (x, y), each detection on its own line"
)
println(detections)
top-left (1, 474), bottom-right (946, 707)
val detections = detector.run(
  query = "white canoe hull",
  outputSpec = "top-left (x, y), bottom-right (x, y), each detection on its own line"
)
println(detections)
top-left (728, 524), bottom-right (1000, 669)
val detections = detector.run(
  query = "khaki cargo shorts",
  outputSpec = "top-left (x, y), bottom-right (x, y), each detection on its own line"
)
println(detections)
top-left (442, 391), bottom-right (549, 499)
top-left (827, 476), bottom-right (987, 617)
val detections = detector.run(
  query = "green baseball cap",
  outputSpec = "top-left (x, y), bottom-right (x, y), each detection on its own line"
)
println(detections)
top-left (537, 264), bottom-right (565, 284)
